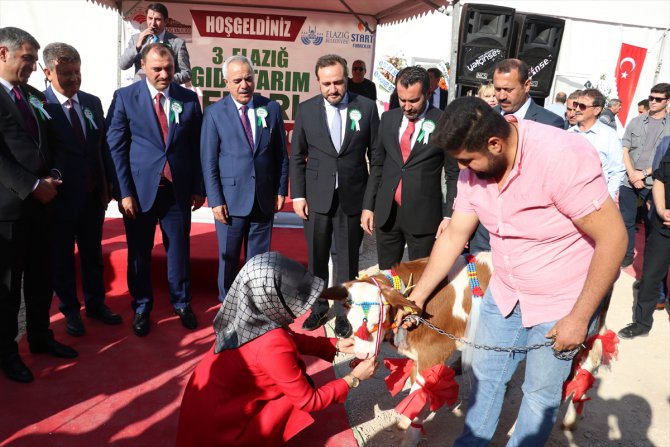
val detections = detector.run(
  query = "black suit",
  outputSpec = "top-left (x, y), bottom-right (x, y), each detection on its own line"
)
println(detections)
top-left (363, 106), bottom-right (458, 268)
top-left (290, 93), bottom-right (379, 314)
top-left (0, 83), bottom-right (56, 356)
top-left (493, 98), bottom-right (564, 128)
top-left (470, 97), bottom-right (565, 254)
top-left (429, 88), bottom-right (448, 111)
top-left (44, 87), bottom-right (112, 318)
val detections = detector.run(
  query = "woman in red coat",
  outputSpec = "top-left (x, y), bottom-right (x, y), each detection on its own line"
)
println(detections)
top-left (176, 252), bottom-right (377, 447)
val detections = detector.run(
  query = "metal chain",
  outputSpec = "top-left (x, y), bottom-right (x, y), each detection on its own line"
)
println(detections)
top-left (404, 315), bottom-right (582, 360)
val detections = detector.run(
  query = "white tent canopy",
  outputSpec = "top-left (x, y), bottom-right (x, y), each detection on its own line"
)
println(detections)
top-left (88, 0), bottom-right (448, 25)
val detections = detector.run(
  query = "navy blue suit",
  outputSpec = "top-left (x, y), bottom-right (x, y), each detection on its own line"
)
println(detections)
top-left (44, 87), bottom-right (112, 317)
top-left (201, 94), bottom-right (288, 300)
top-left (107, 81), bottom-right (203, 313)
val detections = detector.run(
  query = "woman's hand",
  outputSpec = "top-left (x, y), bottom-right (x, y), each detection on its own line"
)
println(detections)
top-left (336, 338), bottom-right (355, 355)
top-left (352, 357), bottom-right (378, 381)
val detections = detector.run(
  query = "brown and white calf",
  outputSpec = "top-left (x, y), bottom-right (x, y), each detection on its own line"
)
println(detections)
top-left (322, 253), bottom-right (618, 445)
top-left (321, 253), bottom-right (494, 447)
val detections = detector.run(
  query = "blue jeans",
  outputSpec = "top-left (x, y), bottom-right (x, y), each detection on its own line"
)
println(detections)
top-left (454, 289), bottom-right (573, 447)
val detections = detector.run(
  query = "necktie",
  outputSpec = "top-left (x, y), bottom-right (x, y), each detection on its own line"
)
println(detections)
top-left (68, 99), bottom-right (86, 145)
top-left (154, 92), bottom-right (172, 182)
top-left (151, 35), bottom-right (159, 44)
top-left (12, 86), bottom-right (38, 141)
top-left (394, 119), bottom-right (416, 206)
top-left (239, 105), bottom-right (254, 153)
top-left (329, 105), bottom-right (342, 152)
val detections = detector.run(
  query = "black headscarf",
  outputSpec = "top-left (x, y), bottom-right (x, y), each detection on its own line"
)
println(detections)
top-left (213, 252), bottom-right (324, 353)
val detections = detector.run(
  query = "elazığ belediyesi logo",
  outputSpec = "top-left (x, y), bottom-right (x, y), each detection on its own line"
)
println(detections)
top-left (301, 26), bottom-right (323, 45)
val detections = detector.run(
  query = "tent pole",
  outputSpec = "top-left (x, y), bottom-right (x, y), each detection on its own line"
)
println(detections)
top-left (338, 0), bottom-right (375, 33)
top-left (447, 1), bottom-right (461, 104)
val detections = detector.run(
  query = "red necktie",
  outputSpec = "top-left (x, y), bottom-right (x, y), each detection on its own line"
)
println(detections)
top-left (12, 86), bottom-right (38, 141)
top-left (394, 119), bottom-right (416, 206)
top-left (68, 99), bottom-right (86, 145)
top-left (155, 92), bottom-right (172, 182)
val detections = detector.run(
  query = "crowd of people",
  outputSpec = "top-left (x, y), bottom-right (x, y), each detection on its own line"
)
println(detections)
top-left (1, 1), bottom-right (669, 445)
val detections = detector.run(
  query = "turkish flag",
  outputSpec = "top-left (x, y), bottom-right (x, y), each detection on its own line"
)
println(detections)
top-left (615, 43), bottom-right (646, 126)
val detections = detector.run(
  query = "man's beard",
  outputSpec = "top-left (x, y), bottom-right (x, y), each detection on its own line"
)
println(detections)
top-left (474, 151), bottom-right (507, 180)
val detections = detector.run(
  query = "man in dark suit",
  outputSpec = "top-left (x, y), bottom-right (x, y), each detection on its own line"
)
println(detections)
top-left (427, 67), bottom-right (448, 111)
top-left (119, 2), bottom-right (191, 84)
top-left (0, 27), bottom-right (78, 383)
top-left (42, 42), bottom-right (121, 337)
top-left (361, 66), bottom-right (459, 268)
top-left (107, 43), bottom-right (204, 337)
top-left (470, 58), bottom-right (565, 255)
top-left (492, 58), bottom-right (564, 128)
top-left (201, 55), bottom-right (288, 301)
top-left (290, 54), bottom-right (379, 337)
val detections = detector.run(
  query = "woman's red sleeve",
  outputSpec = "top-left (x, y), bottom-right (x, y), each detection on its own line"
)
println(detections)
top-left (259, 331), bottom-right (349, 412)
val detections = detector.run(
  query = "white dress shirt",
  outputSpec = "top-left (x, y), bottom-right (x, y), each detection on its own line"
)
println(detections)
top-left (146, 80), bottom-right (171, 130)
top-left (231, 97), bottom-right (257, 143)
top-left (51, 88), bottom-right (85, 133)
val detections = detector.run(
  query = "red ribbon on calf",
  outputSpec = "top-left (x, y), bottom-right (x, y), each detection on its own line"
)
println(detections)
top-left (384, 358), bottom-right (414, 396)
top-left (562, 366), bottom-right (595, 415)
top-left (394, 364), bottom-right (459, 421)
top-left (596, 330), bottom-right (619, 365)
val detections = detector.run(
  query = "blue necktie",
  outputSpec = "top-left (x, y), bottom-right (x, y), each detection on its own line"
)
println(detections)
top-left (330, 105), bottom-right (341, 152)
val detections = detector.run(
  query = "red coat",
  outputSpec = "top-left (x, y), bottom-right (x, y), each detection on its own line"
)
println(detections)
top-left (176, 328), bottom-right (350, 447)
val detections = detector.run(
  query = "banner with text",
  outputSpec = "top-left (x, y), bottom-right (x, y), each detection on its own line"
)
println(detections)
top-left (121, 1), bottom-right (375, 126)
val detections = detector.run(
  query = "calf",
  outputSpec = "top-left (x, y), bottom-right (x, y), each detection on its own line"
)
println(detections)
top-left (323, 253), bottom-right (619, 445)
top-left (321, 253), bottom-right (493, 447)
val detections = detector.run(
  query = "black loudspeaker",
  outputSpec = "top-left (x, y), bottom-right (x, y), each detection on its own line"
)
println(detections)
top-left (456, 4), bottom-right (516, 87)
top-left (514, 14), bottom-right (565, 98)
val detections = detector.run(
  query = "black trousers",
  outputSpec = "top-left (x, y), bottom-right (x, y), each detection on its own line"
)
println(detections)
top-left (0, 209), bottom-right (54, 356)
top-left (376, 201), bottom-right (436, 270)
top-left (635, 225), bottom-right (670, 329)
top-left (304, 190), bottom-right (362, 317)
top-left (52, 191), bottom-right (106, 317)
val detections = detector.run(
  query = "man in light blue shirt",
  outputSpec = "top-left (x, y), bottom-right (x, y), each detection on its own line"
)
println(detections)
top-left (568, 88), bottom-right (625, 199)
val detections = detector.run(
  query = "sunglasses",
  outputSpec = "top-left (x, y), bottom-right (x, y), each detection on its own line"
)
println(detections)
top-left (648, 95), bottom-right (668, 103)
top-left (575, 102), bottom-right (598, 111)
top-left (352, 67), bottom-right (365, 71)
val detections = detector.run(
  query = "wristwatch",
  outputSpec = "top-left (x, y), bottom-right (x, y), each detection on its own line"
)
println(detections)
top-left (346, 374), bottom-right (360, 388)
top-left (642, 169), bottom-right (648, 178)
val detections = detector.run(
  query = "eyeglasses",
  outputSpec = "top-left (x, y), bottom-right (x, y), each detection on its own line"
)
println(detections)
top-left (575, 102), bottom-right (598, 111)
top-left (352, 67), bottom-right (365, 72)
top-left (648, 95), bottom-right (668, 103)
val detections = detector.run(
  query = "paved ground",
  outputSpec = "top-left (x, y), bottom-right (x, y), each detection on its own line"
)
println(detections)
top-left (16, 227), bottom-right (669, 446)
top-left (325, 232), bottom-right (670, 447)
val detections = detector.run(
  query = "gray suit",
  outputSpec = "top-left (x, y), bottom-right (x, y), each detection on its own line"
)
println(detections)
top-left (119, 31), bottom-right (191, 84)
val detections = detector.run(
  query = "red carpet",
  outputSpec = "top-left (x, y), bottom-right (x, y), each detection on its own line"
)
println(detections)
top-left (0, 218), bottom-right (356, 447)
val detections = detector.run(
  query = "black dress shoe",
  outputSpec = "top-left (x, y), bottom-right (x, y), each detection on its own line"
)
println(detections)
top-left (174, 306), bottom-right (198, 330)
top-left (1, 353), bottom-right (33, 383)
top-left (86, 305), bottom-right (122, 325)
top-left (302, 311), bottom-right (329, 331)
top-left (334, 316), bottom-right (353, 338)
top-left (29, 338), bottom-right (79, 358)
top-left (133, 312), bottom-right (151, 337)
top-left (617, 323), bottom-right (650, 339)
top-left (66, 313), bottom-right (85, 337)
